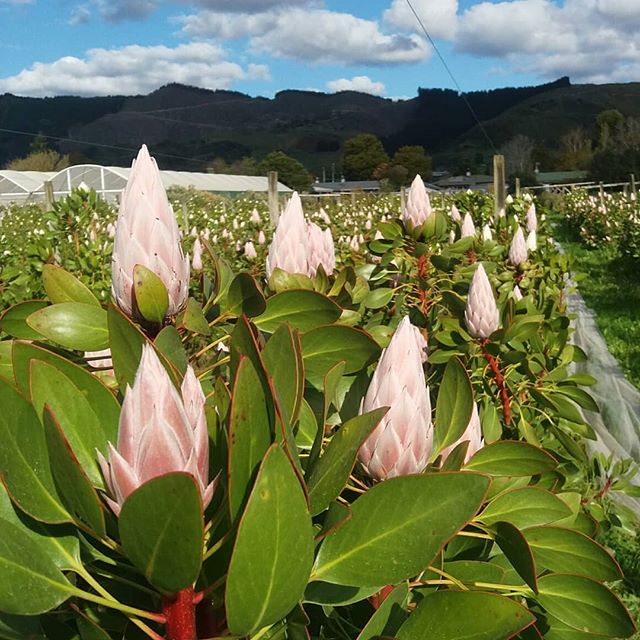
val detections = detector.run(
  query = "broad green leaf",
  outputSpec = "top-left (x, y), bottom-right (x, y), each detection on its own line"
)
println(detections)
top-left (27, 303), bottom-right (108, 352)
top-left (30, 361), bottom-right (106, 487)
top-left (12, 341), bottom-right (119, 444)
top-left (433, 357), bottom-right (473, 455)
top-left (0, 300), bottom-right (48, 340)
top-left (107, 303), bottom-right (146, 389)
top-left (119, 473), bottom-right (204, 594)
top-left (42, 408), bottom-right (106, 536)
top-left (438, 560), bottom-right (506, 585)
top-left (76, 613), bottom-right (112, 640)
top-left (479, 487), bottom-right (572, 529)
top-left (228, 357), bottom-right (273, 521)
top-left (362, 288), bottom-right (394, 309)
top-left (306, 408), bottom-right (388, 516)
top-left (357, 584), bottom-right (409, 640)
top-left (226, 446), bottom-right (315, 636)
top-left (397, 590), bottom-right (535, 640)
top-left (42, 265), bottom-right (100, 307)
top-left (0, 378), bottom-right (69, 523)
top-left (313, 472), bottom-right (489, 587)
top-left (0, 612), bottom-right (44, 640)
top-left (0, 340), bottom-right (14, 383)
top-left (255, 289), bottom-right (342, 333)
top-left (554, 386), bottom-right (599, 413)
top-left (295, 399), bottom-right (317, 449)
top-left (0, 518), bottom-right (75, 615)
top-left (523, 526), bottom-right (621, 581)
top-left (537, 574), bottom-right (636, 637)
top-left (154, 326), bottom-right (188, 376)
top-left (493, 521), bottom-right (537, 592)
top-left (304, 582), bottom-right (379, 606)
top-left (222, 273), bottom-right (266, 318)
top-left (301, 325), bottom-right (380, 388)
top-left (465, 441), bottom-right (557, 476)
top-left (180, 297), bottom-right (211, 336)
top-left (132, 264), bottom-right (169, 324)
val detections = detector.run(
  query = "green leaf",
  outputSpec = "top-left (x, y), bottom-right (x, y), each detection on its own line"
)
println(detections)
top-left (42, 408), bottom-right (106, 536)
top-left (180, 297), bottom-right (211, 336)
top-left (107, 303), bottom-right (146, 389)
top-left (154, 326), bottom-right (188, 376)
top-left (0, 301), bottom-right (48, 340)
top-left (132, 264), bottom-right (169, 324)
top-left (222, 273), bottom-right (266, 318)
top-left (0, 378), bottom-right (70, 524)
top-left (433, 357), bottom-right (473, 455)
top-left (42, 265), bottom-right (100, 307)
top-left (397, 590), bottom-right (535, 640)
top-left (537, 574), bottom-right (636, 637)
top-left (304, 582), bottom-right (379, 606)
top-left (255, 290), bottom-right (342, 333)
top-left (523, 526), bottom-right (621, 582)
top-left (26, 303), bottom-right (108, 352)
top-left (554, 386), bottom-right (599, 413)
top-left (0, 518), bottom-right (75, 615)
top-left (478, 488), bottom-right (572, 529)
top-left (306, 408), bottom-right (388, 516)
top-left (301, 325), bottom-right (380, 388)
top-left (119, 473), bottom-right (204, 594)
top-left (0, 612), bottom-right (44, 639)
top-left (493, 521), bottom-right (538, 592)
top-left (357, 584), bottom-right (408, 640)
top-left (295, 399), bottom-right (317, 449)
top-left (226, 446), bottom-right (315, 636)
top-left (228, 357), bottom-right (273, 522)
top-left (439, 560), bottom-right (506, 585)
top-left (362, 288), bottom-right (394, 310)
top-left (465, 441), bottom-right (557, 476)
top-left (30, 361), bottom-right (107, 487)
top-left (313, 472), bottom-right (489, 587)
top-left (0, 340), bottom-right (14, 383)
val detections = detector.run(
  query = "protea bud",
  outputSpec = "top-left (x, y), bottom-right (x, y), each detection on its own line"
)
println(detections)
top-left (250, 208), bottom-right (261, 224)
top-left (526, 203), bottom-right (537, 232)
top-left (266, 192), bottom-right (309, 278)
top-left (526, 229), bottom-right (537, 252)
top-left (111, 145), bottom-right (189, 318)
top-left (508, 226), bottom-right (528, 266)
top-left (307, 222), bottom-right (335, 276)
top-left (465, 263), bottom-right (500, 339)
top-left (450, 204), bottom-right (461, 222)
top-left (440, 402), bottom-right (483, 464)
top-left (98, 345), bottom-right (215, 516)
top-left (244, 240), bottom-right (257, 259)
top-left (402, 174), bottom-right (432, 228)
top-left (192, 237), bottom-right (203, 272)
top-left (358, 317), bottom-right (433, 481)
top-left (460, 213), bottom-right (476, 238)
top-left (482, 224), bottom-right (493, 241)
top-left (257, 230), bottom-right (266, 245)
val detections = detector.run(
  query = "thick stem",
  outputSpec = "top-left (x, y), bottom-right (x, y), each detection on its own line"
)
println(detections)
top-left (162, 588), bottom-right (197, 640)
top-left (370, 585), bottom-right (395, 610)
top-left (482, 346), bottom-right (512, 426)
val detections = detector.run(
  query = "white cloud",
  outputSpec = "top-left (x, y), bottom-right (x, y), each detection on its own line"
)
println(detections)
top-left (383, 0), bottom-right (459, 40)
top-left (185, 0), bottom-right (314, 11)
top-left (178, 11), bottom-right (276, 39)
top-left (69, 4), bottom-right (91, 24)
top-left (327, 75), bottom-right (386, 95)
top-left (0, 43), bottom-right (268, 97)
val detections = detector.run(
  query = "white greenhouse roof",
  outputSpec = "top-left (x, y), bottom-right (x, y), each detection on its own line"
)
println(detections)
top-left (0, 164), bottom-right (292, 204)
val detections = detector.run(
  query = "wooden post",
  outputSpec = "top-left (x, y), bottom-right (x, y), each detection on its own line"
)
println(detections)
top-left (599, 182), bottom-right (604, 201)
top-left (351, 191), bottom-right (356, 207)
top-left (493, 155), bottom-right (506, 218)
top-left (631, 173), bottom-right (637, 197)
top-left (515, 177), bottom-right (521, 198)
top-left (268, 171), bottom-right (279, 227)
top-left (44, 180), bottom-right (55, 211)
top-left (400, 186), bottom-right (406, 214)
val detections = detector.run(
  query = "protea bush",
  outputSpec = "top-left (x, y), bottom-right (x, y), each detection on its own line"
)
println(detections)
top-left (0, 146), bottom-right (637, 640)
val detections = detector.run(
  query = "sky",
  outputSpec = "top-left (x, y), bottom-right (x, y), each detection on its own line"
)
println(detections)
top-left (0, 0), bottom-right (639, 99)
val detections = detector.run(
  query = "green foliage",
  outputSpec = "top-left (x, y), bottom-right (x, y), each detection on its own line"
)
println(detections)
top-left (258, 150), bottom-right (313, 192)
top-left (342, 133), bottom-right (389, 180)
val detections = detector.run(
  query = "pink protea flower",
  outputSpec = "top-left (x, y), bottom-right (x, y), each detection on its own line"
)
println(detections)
top-left (98, 345), bottom-right (215, 516)
top-left (450, 204), bottom-right (462, 222)
top-left (111, 145), bottom-right (189, 318)
top-left (244, 240), bottom-right (257, 260)
top-left (402, 174), bottom-right (432, 228)
top-left (482, 224), bottom-right (493, 241)
top-left (508, 226), bottom-right (528, 267)
top-left (307, 222), bottom-right (336, 276)
top-left (465, 263), bottom-right (500, 339)
top-left (526, 203), bottom-right (537, 232)
top-left (512, 284), bottom-right (523, 301)
top-left (359, 316), bottom-right (433, 481)
top-left (440, 402), bottom-right (483, 464)
top-left (257, 230), bottom-right (266, 245)
top-left (250, 208), bottom-right (261, 224)
top-left (526, 229), bottom-right (537, 252)
top-left (192, 237), bottom-right (203, 272)
top-left (266, 192), bottom-right (309, 279)
top-left (460, 213), bottom-right (476, 238)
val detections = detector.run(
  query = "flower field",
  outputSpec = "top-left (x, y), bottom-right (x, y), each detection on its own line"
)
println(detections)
top-left (0, 149), bottom-right (638, 640)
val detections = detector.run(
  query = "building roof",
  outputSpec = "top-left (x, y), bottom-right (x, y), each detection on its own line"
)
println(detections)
top-left (535, 170), bottom-right (589, 184)
top-left (435, 174), bottom-right (494, 190)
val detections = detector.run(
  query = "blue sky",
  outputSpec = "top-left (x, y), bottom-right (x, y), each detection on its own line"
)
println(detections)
top-left (1, 0), bottom-right (639, 98)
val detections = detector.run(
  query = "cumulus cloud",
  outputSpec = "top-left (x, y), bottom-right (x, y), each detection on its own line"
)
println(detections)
top-left (383, 0), bottom-right (459, 40)
top-left (327, 76), bottom-right (386, 95)
top-left (185, 0), bottom-right (314, 11)
top-left (0, 43), bottom-right (269, 97)
top-left (69, 4), bottom-right (91, 24)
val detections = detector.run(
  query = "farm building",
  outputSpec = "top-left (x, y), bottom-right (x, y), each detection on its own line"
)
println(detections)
top-left (0, 164), bottom-right (292, 204)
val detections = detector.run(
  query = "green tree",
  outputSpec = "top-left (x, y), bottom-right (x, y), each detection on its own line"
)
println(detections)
top-left (391, 145), bottom-right (432, 184)
top-left (596, 109), bottom-right (624, 149)
top-left (342, 134), bottom-right (389, 180)
top-left (5, 149), bottom-right (70, 171)
top-left (258, 151), bottom-right (312, 192)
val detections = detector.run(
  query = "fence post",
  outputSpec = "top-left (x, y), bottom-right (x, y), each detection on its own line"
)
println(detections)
top-left (515, 177), bottom-right (521, 198)
top-left (631, 173), bottom-right (637, 198)
top-left (493, 155), bottom-right (506, 218)
top-left (268, 171), bottom-right (279, 227)
top-left (599, 182), bottom-right (604, 201)
top-left (43, 181), bottom-right (55, 211)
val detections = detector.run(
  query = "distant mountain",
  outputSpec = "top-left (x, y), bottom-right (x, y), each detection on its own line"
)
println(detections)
top-left (1, 77), bottom-right (640, 174)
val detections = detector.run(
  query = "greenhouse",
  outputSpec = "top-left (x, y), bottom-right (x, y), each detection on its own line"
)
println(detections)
top-left (0, 164), bottom-right (292, 204)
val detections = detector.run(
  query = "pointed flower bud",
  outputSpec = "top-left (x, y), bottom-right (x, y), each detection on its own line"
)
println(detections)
top-left (307, 222), bottom-right (336, 276)
top-left (359, 317), bottom-right (433, 481)
top-left (257, 230), bottom-right (266, 245)
top-left (111, 145), bottom-right (189, 318)
top-left (450, 204), bottom-right (461, 222)
top-left (482, 224), bottom-right (493, 241)
top-left (192, 237), bottom-right (203, 271)
top-left (266, 192), bottom-right (309, 279)
top-left (98, 345), bottom-right (216, 516)
top-left (244, 240), bottom-right (257, 259)
top-left (465, 263), bottom-right (500, 339)
top-left (508, 226), bottom-right (528, 266)
top-left (460, 212), bottom-right (476, 238)
top-left (250, 208), bottom-right (261, 224)
top-left (402, 174), bottom-right (432, 228)
top-left (526, 229), bottom-right (537, 252)
top-left (512, 284), bottom-right (523, 301)
top-left (440, 402), bottom-right (483, 464)
top-left (526, 203), bottom-right (537, 232)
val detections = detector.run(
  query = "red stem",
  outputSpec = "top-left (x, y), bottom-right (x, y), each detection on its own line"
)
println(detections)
top-left (370, 585), bottom-right (395, 610)
top-left (482, 346), bottom-right (512, 426)
top-left (162, 588), bottom-right (197, 640)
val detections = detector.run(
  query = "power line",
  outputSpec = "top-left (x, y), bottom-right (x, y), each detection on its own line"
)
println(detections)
top-left (404, 0), bottom-right (499, 155)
